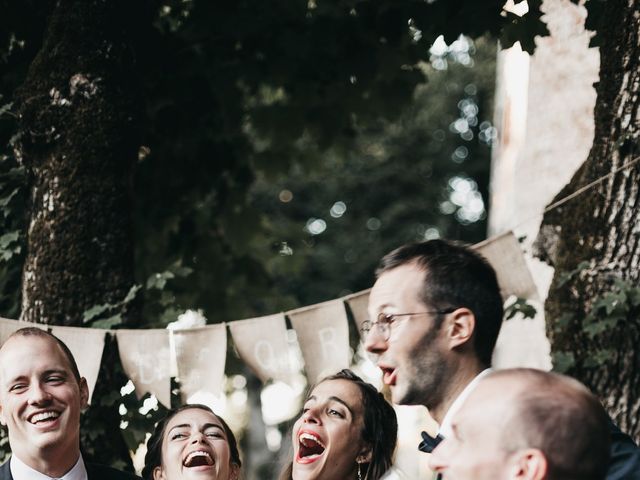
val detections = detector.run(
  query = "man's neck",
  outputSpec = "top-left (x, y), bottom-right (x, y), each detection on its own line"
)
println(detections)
top-left (16, 446), bottom-right (80, 478)
top-left (429, 362), bottom-right (485, 425)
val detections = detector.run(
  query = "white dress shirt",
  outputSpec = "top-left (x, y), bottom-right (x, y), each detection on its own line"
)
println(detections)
top-left (438, 368), bottom-right (492, 438)
top-left (10, 454), bottom-right (88, 480)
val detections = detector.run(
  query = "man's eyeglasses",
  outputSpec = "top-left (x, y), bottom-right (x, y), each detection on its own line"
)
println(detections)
top-left (360, 309), bottom-right (455, 341)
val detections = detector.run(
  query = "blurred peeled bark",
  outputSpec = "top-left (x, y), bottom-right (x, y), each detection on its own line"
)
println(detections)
top-left (535, 0), bottom-right (640, 441)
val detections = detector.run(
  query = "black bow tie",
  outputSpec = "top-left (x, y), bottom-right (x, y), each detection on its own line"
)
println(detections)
top-left (418, 431), bottom-right (444, 453)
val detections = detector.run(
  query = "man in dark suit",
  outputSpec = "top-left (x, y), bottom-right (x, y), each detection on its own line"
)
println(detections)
top-left (429, 368), bottom-right (610, 480)
top-left (364, 240), bottom-right (640, 479)
top-left (0, 327), bottom-right (138, 480)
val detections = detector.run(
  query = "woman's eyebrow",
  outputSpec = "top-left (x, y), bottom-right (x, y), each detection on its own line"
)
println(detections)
top-left (328, 396), bottom-right (354, 416)
top-left (203, 423), bottom-right (225, 432)
top-left (168, 423), bottom-right (190, 433)
top-left (168, 423), bottom-right (225, 434)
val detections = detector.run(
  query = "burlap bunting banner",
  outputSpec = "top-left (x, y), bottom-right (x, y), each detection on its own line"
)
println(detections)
top-left (51, 325), bottom-right (106, 404)
top-left (173, 324), bottom-right (227, 402)
top-left (344, 290), bottom-right (371, 340)
top-left (474, 231), bottom-right (539, 301)
top-left (116, 329), bottom-right (171, 408)
top-left (0, 229), bottom-right (539, 399)
top-left (0, 317), bottom-right (24, 345)
top-left (229, 313), bottom-right (291, 384)
top-left (288, 299), bottom-right (350, 383)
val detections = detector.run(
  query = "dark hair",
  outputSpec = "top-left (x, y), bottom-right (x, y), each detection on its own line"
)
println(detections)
top-left (3, 327), bottom-right (82, 383)
top-left (376, 239), bottom-right (503, 366)
top-left (280, 369), bottom-right (398, 480)
top-left (495, 369), bottom-right (610, 480)
top-left (142, 404), bottom-right (242, 480)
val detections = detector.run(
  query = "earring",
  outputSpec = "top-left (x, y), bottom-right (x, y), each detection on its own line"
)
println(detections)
top-left (357, 462), bottom-right (362, 480)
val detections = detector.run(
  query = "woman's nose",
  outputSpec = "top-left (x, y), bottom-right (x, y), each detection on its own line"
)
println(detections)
top-left (302, 407), bottom-right (322, 425)
top-left (190, 431), bottom-right (207, 444)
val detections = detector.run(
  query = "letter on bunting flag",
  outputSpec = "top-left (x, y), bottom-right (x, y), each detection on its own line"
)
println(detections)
top-left (288, 299), bottom-right (350, 383)
top-left (229, 313), bottom-right (292, 385)
top-left (51, 325), bottom-right (106, 404)
top-left (116, 329), bottom-right (171, 408)
top-left (173, 324), bottom-right (227, 402)
top-left (474, 231), bottom-right (539, 301)
top-left (345, 290), bottom-right (371, 340)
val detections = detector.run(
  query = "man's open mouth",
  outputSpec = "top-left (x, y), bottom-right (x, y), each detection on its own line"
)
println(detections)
top-left (28, 411), bottom-right (60, 425)
top-left (298, 432), bottom-right (326, 461)
top-left (183, 451), bottom-right (214, 468)
top-left (380, 367), bottom-right (397, 386)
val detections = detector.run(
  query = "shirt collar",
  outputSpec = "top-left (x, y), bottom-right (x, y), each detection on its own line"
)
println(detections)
top-left (438, 368), bottom-right (492, 438)
top-left (10, 454), bottom-right (87, 480)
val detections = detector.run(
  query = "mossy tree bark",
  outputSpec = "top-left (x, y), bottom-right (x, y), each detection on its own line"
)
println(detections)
top-left (12, 0), bottom-right (141, 468)
top-left (535, 0), bottom-right (640, 441)
top-left (14, 0), bottom-right (140, 326)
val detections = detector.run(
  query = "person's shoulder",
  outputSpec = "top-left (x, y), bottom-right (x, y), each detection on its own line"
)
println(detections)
top-left (86, 463), bottom-right (141, 480)
top-left (607, 418), bottom-right (640, 480)
top-left (0, 460), bottom-right (11, 479)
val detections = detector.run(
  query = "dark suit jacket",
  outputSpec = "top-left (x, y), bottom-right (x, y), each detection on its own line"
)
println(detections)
top-left (0, 458), bottom-right (140, 480)
top-left (608, 419), bottom-right (640, 480)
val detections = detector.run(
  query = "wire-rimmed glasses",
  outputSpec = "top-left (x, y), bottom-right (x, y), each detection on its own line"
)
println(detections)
top-left (360, 309), bottom-right (455, 341)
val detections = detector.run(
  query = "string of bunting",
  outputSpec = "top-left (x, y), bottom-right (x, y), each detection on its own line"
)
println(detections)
top-left (0, 231), bottom-right (535, 408)
top-left (3, 155), bottom-right (638, 408)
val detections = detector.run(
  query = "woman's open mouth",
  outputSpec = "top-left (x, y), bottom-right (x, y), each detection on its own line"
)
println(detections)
top-left (183, 450), bottom-right (215, 468)
top-left (296, 431), bottom-right (326, 464)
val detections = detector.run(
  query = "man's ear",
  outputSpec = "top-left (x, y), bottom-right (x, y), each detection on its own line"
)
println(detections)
top-left (0, 403), bottom-right (5, 426)
top-left (79, 377), bottom-right (89, 409)
top-left (446, 307), bottom-right (475, 350)
top-left (512, 449), bottom-right (548, 480)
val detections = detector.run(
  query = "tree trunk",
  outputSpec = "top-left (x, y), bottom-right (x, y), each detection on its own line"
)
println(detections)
top-left (12, 0), bottom-right (141, 468)
top-left (534, 0), bottom-right (640, 441)
top-left (14, 0), bottom-right (139, 326)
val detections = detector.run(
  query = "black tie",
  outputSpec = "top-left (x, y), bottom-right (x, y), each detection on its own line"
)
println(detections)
top-left (418, 431), bottom-right (444, 453)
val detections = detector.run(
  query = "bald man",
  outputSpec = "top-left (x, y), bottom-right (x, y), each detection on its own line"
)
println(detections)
top-left (429, 368), bottom-right (610, 480)
top-left (0, 327), bottom-right (138, 480)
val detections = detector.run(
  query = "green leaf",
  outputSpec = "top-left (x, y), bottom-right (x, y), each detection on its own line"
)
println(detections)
top-left (123, 284), bottom-right (142, 304)
top-left (583, 317), bottom-right (621, 339)
top-left (0, 189), bottom-right (19, 212)
top-left (91, 314), bottom-right (123, 329)
top-left (628, 288), bottom-right (640, 307)
top-left (552, 351), bottom-right (575, 373)
top-left (82, 303), bottom-right (112, 323)
top-left (554, 312), bottom-right (574, 330)
top-left (0, 231), bottom-right (19, 248)
top-left (504, 297), bottom-right (537, 320)
top-left (146, 271), bottom-right (175, 290)
top-left (557, 260), bottom-right (591, 287)
top-left (169, 261), bottom-right (194, 278)
top-left (0, 102), bottom-right (13, 117)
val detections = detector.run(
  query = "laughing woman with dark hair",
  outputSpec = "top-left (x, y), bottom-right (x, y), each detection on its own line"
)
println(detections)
top-left (142, 404), bottom-right (242, 480)
top-left (280, 369), bottom-right (398, 480)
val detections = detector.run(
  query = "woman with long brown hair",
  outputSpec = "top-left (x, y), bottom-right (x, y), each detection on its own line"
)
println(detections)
top-left (280, 369), bottom-right (398, 480)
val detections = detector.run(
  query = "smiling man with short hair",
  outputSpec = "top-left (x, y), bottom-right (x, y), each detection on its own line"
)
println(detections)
top-left (0, 327), bottom-right (138, 480)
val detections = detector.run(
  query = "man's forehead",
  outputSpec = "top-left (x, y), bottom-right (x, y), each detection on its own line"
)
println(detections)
top-left (369, 263), bottom-right (427, 308)
top-left (0, 335), bottom-right (73, 376)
